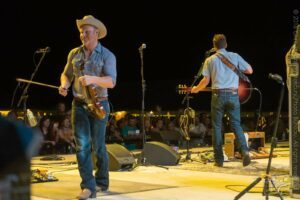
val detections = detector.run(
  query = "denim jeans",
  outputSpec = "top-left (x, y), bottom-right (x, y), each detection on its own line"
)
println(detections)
top-left (211, 91), bottom-right (248, 164)
top-left (72, 100), bottom-right (110, 193)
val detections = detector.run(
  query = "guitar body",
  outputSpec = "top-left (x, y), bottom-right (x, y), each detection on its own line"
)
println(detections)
top-left (238, 78), bottom-right (252, 104)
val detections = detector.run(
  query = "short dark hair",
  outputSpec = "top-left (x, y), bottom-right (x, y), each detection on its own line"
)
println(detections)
top-left (213, 34), bottom-right (227, 49)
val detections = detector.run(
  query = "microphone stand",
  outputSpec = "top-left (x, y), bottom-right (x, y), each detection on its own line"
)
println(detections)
top-left (131, 45), bottom-right (168, 170)
top-left (139, 46), bottom-right (147, 164)
top-left (16, 51), bottom-right (48, 125)
top-left (180, 50), bottom-right (210, 162)
top-left (234, 79), bottom-right (285, 200)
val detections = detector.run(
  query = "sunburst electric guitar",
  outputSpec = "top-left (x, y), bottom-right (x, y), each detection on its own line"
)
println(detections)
top-left (177, 79), bottom-right (252, 104)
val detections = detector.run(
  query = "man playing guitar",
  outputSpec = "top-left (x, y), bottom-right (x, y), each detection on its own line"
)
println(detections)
top-left (191, 34), bottom-right (253, 167)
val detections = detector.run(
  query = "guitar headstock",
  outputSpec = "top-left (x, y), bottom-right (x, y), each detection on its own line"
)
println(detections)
top-left (177, 84), bottom-right (191, 94)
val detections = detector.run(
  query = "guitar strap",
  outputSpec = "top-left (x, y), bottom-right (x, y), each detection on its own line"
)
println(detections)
top-left (215, 53), bottom-right (251, 83)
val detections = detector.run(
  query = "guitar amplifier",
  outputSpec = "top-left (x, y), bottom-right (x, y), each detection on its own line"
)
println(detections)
top-left (224, 132), bottom-right (265, 158)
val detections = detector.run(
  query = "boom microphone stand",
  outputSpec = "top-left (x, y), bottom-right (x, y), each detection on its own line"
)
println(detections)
top-left (234, 73), bottom-right (285, 200)
top-left (180, 49), bottom-right (211, 162)
top-left (16, 47), bottom-right (49, 125)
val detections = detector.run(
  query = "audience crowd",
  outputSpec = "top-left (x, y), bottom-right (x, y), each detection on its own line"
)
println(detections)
top-left (2, 102), bottom-right (289, 155)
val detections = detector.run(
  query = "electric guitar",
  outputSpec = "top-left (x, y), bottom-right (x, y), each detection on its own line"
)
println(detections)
top-left (177, 79), bottom-right (252, 104)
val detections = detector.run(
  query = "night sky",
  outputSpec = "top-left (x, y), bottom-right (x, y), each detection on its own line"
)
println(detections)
top-left (2, 0), bottom-right (299, 113)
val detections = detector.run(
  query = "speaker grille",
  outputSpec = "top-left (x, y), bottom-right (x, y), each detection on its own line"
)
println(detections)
top-left (142, 141), bottom-right (181, 165)
top-left (106, 144), bottom-right (135, 171)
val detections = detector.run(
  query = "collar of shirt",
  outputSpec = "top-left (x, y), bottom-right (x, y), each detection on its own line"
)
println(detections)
top-left (80, 42), bottom-right (102, 54)
top-left (216, 48), bottom-right (227, 54)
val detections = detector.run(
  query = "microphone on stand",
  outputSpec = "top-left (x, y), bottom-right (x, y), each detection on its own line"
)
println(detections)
top-left (268, 73), bottom-right (283, 84)
top-left (206, 47), bottom-right (216, 54)
top-left (205, 47), bottom-right (216, 58)
top-left (35, 46), bottom-right (51, 53)
top-left (139, 43), bottom-right (146, 51)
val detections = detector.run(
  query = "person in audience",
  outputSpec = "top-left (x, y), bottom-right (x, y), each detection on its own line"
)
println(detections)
top-left (189, 114), bottom-right (207, 147)
top-left (151, 118), bottom-right (165, 133)
top-left (38, 116), bottom-right (56, 155)
top-left (121, 115), bottom-right (142, 150)
top-left (56, 117), bottom-right (75, 154)
top-left (164, 120), bottom-right (183, 146)
top-left (51, 102), bottom-right (67, 122)
top-left (144, 116), bottom-right (153, 141)
top-left (106, 117), bottom-right (123, 144)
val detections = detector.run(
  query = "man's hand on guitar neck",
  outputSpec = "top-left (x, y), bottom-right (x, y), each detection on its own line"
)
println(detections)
top-left (191, 76), bottom-right (210, 93)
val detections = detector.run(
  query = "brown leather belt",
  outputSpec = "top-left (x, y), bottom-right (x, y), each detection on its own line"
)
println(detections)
top-left (212, 88), bottom-right (238, 94)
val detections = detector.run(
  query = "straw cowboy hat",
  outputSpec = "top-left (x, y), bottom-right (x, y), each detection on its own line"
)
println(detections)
top-left (76, 15), bottom-right (107, 39)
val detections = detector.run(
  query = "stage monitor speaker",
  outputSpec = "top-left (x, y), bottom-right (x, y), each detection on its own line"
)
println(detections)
top-left (93, 144), bottom-right (135, 171)
top-left (142, 141), bottom-right (181, 166)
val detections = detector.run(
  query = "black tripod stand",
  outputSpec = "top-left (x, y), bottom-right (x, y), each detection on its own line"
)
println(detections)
top-left (131, 43), bottom-right (168, 170)
top-left (234, 74), bottom-right (285, 200)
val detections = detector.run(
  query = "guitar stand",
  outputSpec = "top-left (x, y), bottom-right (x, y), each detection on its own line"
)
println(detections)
top-left (180, 99), bottom-right (202, 163)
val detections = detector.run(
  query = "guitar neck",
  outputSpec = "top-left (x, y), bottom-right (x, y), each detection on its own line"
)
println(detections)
top-left (177, 86), bottom-right (212, 94)
top-left (177, 80), bottom-right (253, 104)
top-left (185, 87), bottom-right (213, 92)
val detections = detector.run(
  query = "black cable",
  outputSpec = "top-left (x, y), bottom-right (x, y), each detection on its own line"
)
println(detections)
top-left (253, 88), bottom-right (263, 132)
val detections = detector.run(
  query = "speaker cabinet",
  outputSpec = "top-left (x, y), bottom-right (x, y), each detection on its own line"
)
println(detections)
top-left (142, 141), bottom-right (181, 165)
top-left (93, 144), bottom-right (135, 171)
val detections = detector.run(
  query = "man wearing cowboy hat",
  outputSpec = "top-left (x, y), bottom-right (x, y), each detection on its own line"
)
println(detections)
top-left (59, 15), bottom-right (117, 199)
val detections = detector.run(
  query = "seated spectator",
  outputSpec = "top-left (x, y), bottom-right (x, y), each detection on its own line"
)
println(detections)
top-left (144, 117), bottom-right (153, 141)
top-left (151, 118), bottom-right (165, 133)
top-left (56, 117), bottom-right (75, 154)
top-left (121, 115), bottom-right (142, 150)
top-left (199, 113), bottom-right (212, 146)
top-left (37, 116), bottom-right (56, 155)
top-left (149, 117), bottom-right (165, 142)
top-left (189, 115), bottom-right (207, 147)
top-left (160, 120), bottom-right (183, 146)
top-left (106, 117), bottom-right (124, 144)
top-left (51, 102), bottom-right (68, 122)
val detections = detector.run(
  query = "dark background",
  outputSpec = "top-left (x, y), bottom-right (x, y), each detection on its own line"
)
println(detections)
top-left (1, 0), bottom-right (299, 113)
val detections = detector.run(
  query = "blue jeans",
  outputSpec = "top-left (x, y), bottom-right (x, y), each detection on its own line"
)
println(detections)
top-left (211, 91), bottom-right (248, 164)
top-left (71, 100), bottom-right (110, 193)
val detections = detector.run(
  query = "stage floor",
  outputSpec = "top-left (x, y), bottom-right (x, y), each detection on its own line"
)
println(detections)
top-left (30, 142), bottom-right (295, 200)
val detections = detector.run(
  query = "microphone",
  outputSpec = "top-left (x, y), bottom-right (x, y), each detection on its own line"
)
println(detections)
top-left (139, 43), bottom-right (146, 51)
top-left (205, 48), bottom-right (216, 57)
top-left (35, 46), bottom-right (51, 53)
top-left (268, 73), bottom-right (283, 84)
